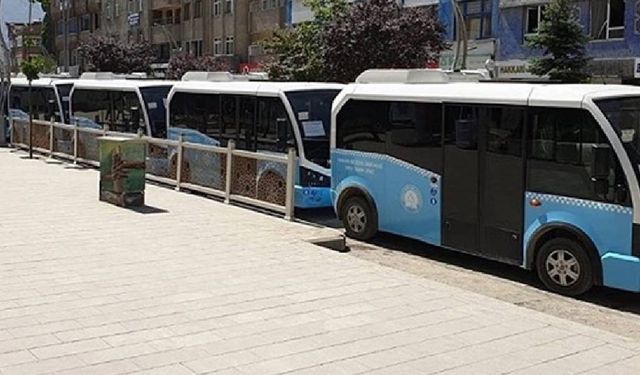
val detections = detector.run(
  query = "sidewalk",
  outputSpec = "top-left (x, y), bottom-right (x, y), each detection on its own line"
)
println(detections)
top-left (0, 147), bottom-right (639, 375)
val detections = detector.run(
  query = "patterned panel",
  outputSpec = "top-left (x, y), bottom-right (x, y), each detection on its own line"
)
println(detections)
top-left (31, 122), bottom-right (50, 150)
top-left (182, 147), bottom-right (224, 190)
top-left (53, 128), bottom-right (74, 155)
top-left (525, 192), bottom-right (632, 215)
top-left (11, 121), bottom-right (27, 145)
top-left (256, 161), bottom-right (287, 206)
top-left (77, 132), bottom-right (100, 161)
top-left (146, 144), bottom-right (172, 179)
top-left (231, 156), bottom-right (257, 198)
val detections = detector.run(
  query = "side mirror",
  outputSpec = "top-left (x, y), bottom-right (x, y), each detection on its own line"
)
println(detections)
top-left (276, 117), bottom-right (288, 151)
top-left (47, 99), bottom-right (56, 121)
top-left (591, 144), bottom-right (611, 180)
top-left (591, 144), bottom-right (611, 196)
top-left (130, 106), bottom-right (142, 135)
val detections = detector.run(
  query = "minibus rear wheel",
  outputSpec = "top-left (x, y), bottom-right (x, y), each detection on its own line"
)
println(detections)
top-left (535, 238), bottom-right (594, 296)
top-left (341, 196), bottom-right (377, 241)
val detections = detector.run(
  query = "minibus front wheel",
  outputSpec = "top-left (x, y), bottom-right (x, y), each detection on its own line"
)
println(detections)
top-left (341, 195), bottom-right (378, 241)
top-left (535, 238), bottom-right (594, 296)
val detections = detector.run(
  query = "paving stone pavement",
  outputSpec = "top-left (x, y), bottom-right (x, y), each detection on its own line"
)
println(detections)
top-left (1, 147), bottom-right (640, 375)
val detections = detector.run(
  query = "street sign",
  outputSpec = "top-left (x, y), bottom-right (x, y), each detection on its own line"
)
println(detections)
top-left (128, 13), bottom-right (140, 26)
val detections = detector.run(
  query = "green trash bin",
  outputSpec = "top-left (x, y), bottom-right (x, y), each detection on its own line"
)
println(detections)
top-left (98, 136), bottom-right (146, 207)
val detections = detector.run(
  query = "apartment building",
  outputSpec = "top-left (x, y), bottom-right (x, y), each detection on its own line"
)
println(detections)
top-left (6, 21), bottom-right (43, 70)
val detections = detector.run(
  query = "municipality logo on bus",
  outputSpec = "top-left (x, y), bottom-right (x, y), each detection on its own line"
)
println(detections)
top-left (401, 185), bottom-right (422, 213)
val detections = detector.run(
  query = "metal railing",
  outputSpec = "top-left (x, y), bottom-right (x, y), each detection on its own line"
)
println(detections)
top-left (10, 118), bottom-right (296, 220)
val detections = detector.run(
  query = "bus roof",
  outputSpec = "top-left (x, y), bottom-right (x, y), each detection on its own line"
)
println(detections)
top-left (10, 77), bottom-right (76, 88)
top-left (169, 80), bottom-right (345, 97)
top-left (72, 79), bottom-right (174, 91)
top-left (342, 82), bottom-right (640, 108)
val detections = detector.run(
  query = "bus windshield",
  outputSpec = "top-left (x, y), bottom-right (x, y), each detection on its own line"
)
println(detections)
top-left (140, 86), bottom-right (172, 138)
top-left (596, 96), bottom-right (640, 167)
top-left (285, 90), bottom-right (340, 167)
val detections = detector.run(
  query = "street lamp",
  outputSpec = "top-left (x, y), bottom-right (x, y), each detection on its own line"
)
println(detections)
top-left (59, 0), bottom-right (71, 73)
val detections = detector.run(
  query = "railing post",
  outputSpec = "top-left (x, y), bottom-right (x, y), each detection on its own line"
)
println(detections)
top-left (73, 119), bottom-right (79, 164)
top-left (224, 140), bottom-right (235, 204)
top-left (103, 123), bottom-right (109, 137)
top-left (284, 147), bottom-right (296, 221)
top-left (49, 116), bottom-right (55, 158)
top-left (175, 135), bottom-right (184, 191)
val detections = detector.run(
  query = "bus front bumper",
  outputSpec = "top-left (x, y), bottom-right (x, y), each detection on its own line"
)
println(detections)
top-left (602, 253), bottom-right (640, 292)
top-left (295, 186), bottom-right (333, 209)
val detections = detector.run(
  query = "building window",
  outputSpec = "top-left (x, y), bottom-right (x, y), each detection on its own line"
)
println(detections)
top-left (80, 14), bottom-right (91, 32)
top-left (225, 0), bottom-right (233, 13)
top-left (456, 0), bottom-right (492, 40)
top-left (183, 2), bottom-right (191, 20)
top-left (213, 0), bottom-right (221, 15)
top-left (592, 0), bottom-right (625, 40)
top-left (224, 36), bottom-right (234, 55)
top-left (191, 40), bottom-right (203, 57)
top-left (194, 0), bottom-right (202, 18)
top-left (213, 38), bottom-right (222, 55)
top-left (524, 5), bottom-right (545, 36)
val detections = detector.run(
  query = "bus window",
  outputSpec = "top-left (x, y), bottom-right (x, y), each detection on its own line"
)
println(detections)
top-left (238, 96), bottom-right (256, 151)
top-left (256, 98), bottom-right (294, 153)
top-left (111, 91), bottom-right (142, 133)
top-left (336, 100), bottom-right (388, 154)
top-left (56, 84), bottom-right (73, 123)
top-left (10, 86), bottom-right (57, 121)
top-left (169, 92), bottom-right (222, 144)
top-left (221, 95), bottom-right (237, 145)
top-left (527, 108), bottom-right (628, 205)
top-left (71, 89), bottom-right (110, 129)
top-left (387, 102), bottom-right (442, 173)
top-left (140, 86), bottom-right (171, 138)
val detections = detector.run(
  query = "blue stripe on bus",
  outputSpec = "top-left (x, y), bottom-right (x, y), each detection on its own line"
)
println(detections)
top-left (332, 149), bottom-right (442, 245)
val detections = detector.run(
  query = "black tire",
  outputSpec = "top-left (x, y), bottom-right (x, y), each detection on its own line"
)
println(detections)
top-left (535, 238), bottom-right (594, 296)
top-left (340, 195), bottom-right (377, 241)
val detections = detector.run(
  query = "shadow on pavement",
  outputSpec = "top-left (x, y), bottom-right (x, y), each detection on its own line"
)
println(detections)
top-left (365, 232), bottom-right (640, 315)
top-left (128, 205), bottom-right (169, 214)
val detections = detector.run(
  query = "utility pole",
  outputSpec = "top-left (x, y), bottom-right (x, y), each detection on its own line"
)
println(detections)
top-left (61, 0), bottom-right (70, 72)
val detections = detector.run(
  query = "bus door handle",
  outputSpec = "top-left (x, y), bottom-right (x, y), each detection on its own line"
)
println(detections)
top-left (529, 197), bottom-right (542, 207)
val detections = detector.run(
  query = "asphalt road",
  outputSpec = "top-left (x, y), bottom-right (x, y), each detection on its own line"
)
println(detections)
top-left (297, 208), bottom-right (640, 341)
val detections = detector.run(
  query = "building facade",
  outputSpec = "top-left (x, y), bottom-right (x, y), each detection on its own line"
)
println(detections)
top-left (49, 0), bottom-right (286, 73)
top-left (438, 0), bottom-right (640, 84)
top-left (6, 22), bottom-right (43, 70)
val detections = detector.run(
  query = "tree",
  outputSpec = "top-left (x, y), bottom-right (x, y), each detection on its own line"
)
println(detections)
top-left (165, 52), bottom-right (231, 80)
top-left (21, 55), bottom-right (47, 158)
top-left (77, 36), bottom-right (154, 73)
top-left (40, 0), bottom-right (56, 57)
top-left (323, 0), bottom-right (448, 83)
top-left (263, 0), bottom-right (348, 81)
top-left (526, 0), bottom-right (589, 83)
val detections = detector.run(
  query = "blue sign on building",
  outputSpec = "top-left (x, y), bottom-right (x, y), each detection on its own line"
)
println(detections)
top-left (437, 0), bottom-right (640, 83)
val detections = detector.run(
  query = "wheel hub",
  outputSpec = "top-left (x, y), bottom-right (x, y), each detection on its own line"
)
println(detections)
top-left (546, 249), bottom-right (580, 287)
top-left (346, 205), bottom-right (366, 233)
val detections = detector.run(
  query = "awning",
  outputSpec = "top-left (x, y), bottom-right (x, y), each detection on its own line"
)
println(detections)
top-left (499, 0), bottom-right (551, 8)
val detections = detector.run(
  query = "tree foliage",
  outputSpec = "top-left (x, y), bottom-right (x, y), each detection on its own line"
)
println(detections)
top-left (165, 52), bottom-right (231, 80)
top-left (77, 36), bottom-right (154, 73)
top-left (264, 0), bottom-right (447, 82)
top-left (526, 0), bottom-right (589, 82)
top-left (20, 55), bottom-right (48, 81)
top-left (324, 0), bottom-right (448, 82)
top-left (263, 0), bottom-right (347, 81)
top-left (40, 0), bottom-right (55, 56)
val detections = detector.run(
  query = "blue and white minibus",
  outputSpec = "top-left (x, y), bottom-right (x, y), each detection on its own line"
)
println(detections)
top-left (9, 77), bottom-right (75, 124)
top-left (167, 76), bottom-right (344, 208)
top-left (331, 69), bottom-right (640, 295)
top-left (69, 74), bottom-right (173, 137)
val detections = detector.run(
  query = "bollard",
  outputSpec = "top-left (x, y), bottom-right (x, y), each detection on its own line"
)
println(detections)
top-left (73, 120), bottom-right (79, 164)
top-left (284, 147), bottom-right (296, 221)
top-left (175, 135), bottom-right (184, 191)
top-left (224, 140), bottom-right (235, 204)
top-left (49, 116), bottom-right (55, 158)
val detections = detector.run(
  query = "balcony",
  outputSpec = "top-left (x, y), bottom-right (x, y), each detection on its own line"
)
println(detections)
top-left (152, 0), bottom-right (182, 9)
top-left (151, 24), bottom-right (182, 45)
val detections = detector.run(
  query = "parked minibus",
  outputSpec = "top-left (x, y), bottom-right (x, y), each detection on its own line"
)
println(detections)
top-left (69, 73), bottom-right (173, 137)
top-left (8, 77), bottom-right (74, 124)
top-left (331, 69), bottom-right (640, 295)
top-left (167, 75), bottom-right (344, 208)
